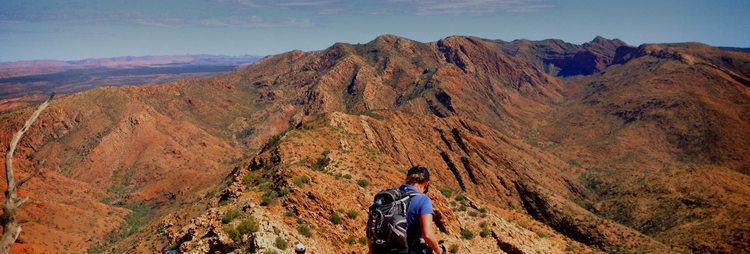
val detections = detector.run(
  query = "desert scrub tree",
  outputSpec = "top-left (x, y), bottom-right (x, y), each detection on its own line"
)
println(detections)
top-left (2, 94), bottom-right (52, 254)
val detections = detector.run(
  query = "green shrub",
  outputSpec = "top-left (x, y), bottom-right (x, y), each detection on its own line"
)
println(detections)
top-left (346, 209), bottom-right (359, 220)
top-left (222, 209), bottom-right (241, 224)
top-left (357, 179), bottom-right (369, 188)
top-left (479, 221), bottom-right (487, 228)
top-left (480, 226), bottom-right (491, 238)
top-left (242, 172), bottom-right (261, 185)
top-left (263, 250), bottom-right (278, 254)
top-left (261, 191), bottom-right (278, 206)
top-left (449, 244), bottom-right (459, 253)
top-left (237, 216), bottom-right (260, 235)
top-left (346, 235), bottom-right (357, 245)
top-left (293, 175), bottom-right (310, 187)
top-left (275, 236), bottom-right (288, 250)
top-left (439, 188), bottom-right (454, 198)
top-left (478, 207), bottom-right (488, 214)
top-left (311, 156), bottom-right (330, 171)
top-left (224, 226), bottom-right (241, 242)
top-left (298, 225), bottom-right (312, 237)
top-left (468, 211), bottom-right (478, 217)
top-left (460, 228), bottom-right (474, 240)
top-left (343, 174), bottom-right (352, 179)
top-left (331, 211), bottom-right (343, 224)
top-left (450, 201), bottom-right (457, 207)
top-left (458, 205), bottom-right (467, 212)
top-left (357, 237), bottom-right (367, 245)
top-left (455, 194), bottom-right (467, 202)
top-left (536, 231), bottom-right (548, 238)
top-left (278, 187), bottom-right (291, 197)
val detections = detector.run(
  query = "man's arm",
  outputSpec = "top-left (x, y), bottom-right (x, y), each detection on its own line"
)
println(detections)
top-left (419, 214), bottom-right (442, 254)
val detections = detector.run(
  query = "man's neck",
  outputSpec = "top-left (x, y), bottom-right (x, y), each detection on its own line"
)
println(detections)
top-left (408, 183), bottom-right (426, 193)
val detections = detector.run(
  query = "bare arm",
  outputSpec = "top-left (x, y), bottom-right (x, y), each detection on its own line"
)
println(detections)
top-left (419, 214), bottom-right (442, 254)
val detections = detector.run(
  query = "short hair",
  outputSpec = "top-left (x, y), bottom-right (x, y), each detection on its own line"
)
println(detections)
top-left (405, 165), bottom-right (430, 184)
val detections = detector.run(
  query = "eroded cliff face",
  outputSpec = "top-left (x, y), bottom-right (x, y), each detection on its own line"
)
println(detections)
top-left (1, 34), bottom-right (749, 253)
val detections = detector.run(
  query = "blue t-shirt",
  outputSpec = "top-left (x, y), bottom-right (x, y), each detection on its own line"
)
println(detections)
top-left (399, 184), bottom-right (434, 249)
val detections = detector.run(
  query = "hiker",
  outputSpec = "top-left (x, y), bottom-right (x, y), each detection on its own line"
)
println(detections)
top-left (367, 166), bottom-right (443, 254)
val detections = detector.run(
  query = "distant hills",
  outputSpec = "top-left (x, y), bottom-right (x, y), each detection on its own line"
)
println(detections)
top-left (0, 54), bottom-right (261, 111)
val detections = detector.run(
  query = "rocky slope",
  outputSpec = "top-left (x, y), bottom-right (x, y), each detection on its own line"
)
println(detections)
top-left (0, 35), bottom-right (748, 253)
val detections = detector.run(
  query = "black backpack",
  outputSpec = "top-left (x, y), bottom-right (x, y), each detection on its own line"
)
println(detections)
top-left (367, 188), bottom-right (423, 253)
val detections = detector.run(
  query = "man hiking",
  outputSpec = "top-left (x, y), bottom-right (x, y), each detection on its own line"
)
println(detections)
top-left (367, 166), bottom-right (443, 254)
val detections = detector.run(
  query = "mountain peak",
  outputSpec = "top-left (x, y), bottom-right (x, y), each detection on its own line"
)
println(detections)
top-left (588, 36), bottom-right (627, 48)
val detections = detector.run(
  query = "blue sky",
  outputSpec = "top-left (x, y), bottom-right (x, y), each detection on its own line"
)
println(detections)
top-left (1, 0), bottom-right (748, 61)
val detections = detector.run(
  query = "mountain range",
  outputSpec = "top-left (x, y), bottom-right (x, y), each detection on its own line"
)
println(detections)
top-left (0, 55), bottom-right (260, 112)
top-left (0, 35), bottom-right (748, 253)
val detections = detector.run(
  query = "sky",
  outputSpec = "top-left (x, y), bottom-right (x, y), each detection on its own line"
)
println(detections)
top-left (1, 0), bottom-right (748, 62)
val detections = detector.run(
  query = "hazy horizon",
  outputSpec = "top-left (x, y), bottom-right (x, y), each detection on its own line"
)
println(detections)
top-left (2, 0), bottom-right (749, 62)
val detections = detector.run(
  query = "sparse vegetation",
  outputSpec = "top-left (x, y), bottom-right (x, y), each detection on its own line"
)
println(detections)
top-left (298, 225), bottom-right (312, 237)
top-left (224, 226), bottom-right (241, 242)
top-left (357, 179), bottom-right (370, 188)
top-left (278, 187), bottom-right (291, 197)
top-left (311, 153), bottom-right (331, 171)
top-left (460, 228), bottom-right (474, 240)
top-left (222, 209), bottom-right (241, 224)
top-left (343, 174), bottom-right (352, 179)
top-left (263, 250), bottom-right (278, 254)
top-left (261, 191), bottom-right (278, 206)
top-left (346, 235), bottom-right (357, 245)
top-left (358, 237), bottom-right (367, 245)
top-left (478, 207), bottom-right (488, 214)
top-left (439, 188), bottom-right (454, 198)
top-left (266, 133), bottom-right (284, 148)
top-left (455, 194), bottom-right (467, 202)
top-left (275, 236), bottom-right (288, 250)
top-left (122, 204), bottom-right (152, 237)
top-left (293, 175), bottom-right (311, 187)
top-left (458, 205), bottom-right (467, 212)
top-left (331, 211), bottom-right (343, 224)
top-left (346, 209), bottom-right (359, 219)
top-left (237, 216), bottom-right (260, 235)
top-left (243, 172), bottom-right (261, 185)
top-left (536, 231), bottom-right (548, 238)
top-left (480, 226), bottom-right (491, 238)
top-left (449, 244), bottom-right (459, 253)
top-left (468, 211), bottom-right (478, 217)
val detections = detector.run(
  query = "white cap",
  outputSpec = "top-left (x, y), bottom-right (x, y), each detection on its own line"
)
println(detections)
top-left (295, 243), bottom-right (306, 251)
